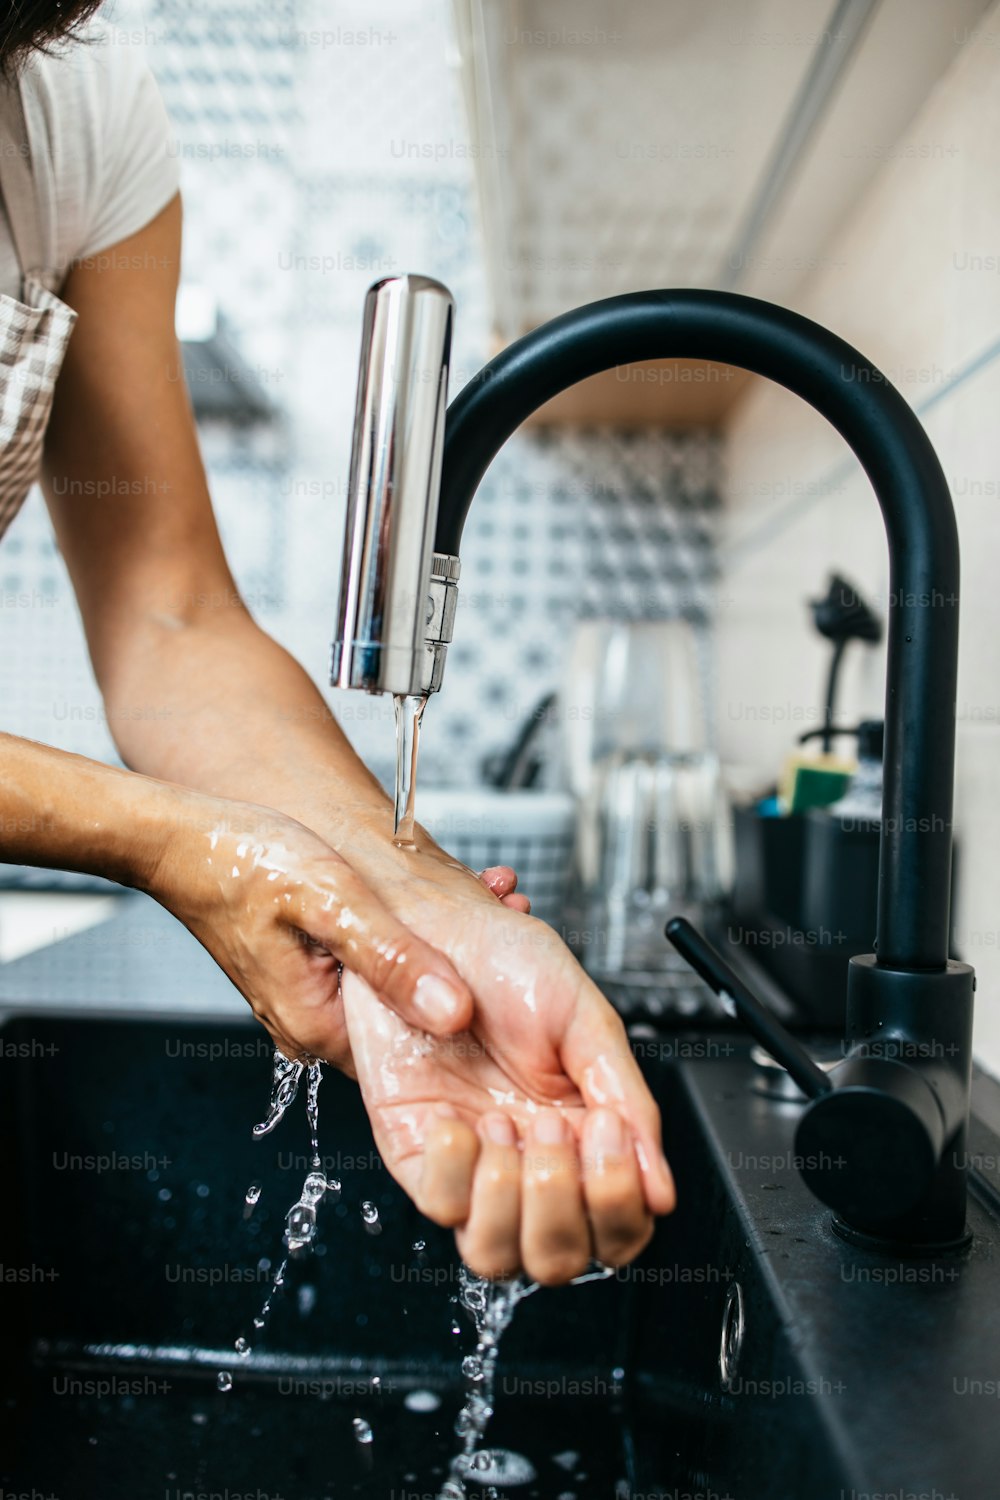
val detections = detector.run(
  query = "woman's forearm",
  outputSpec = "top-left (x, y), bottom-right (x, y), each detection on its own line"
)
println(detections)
top-left (0, 730), bottom-right (181, 888)
top-left (99, 609), bottom-right (394, 845)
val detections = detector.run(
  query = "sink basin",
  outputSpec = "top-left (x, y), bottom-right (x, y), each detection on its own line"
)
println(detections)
top-left (2, 897), bottom-right (1000, 1498)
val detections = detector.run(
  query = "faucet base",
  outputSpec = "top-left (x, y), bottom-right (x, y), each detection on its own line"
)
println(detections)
top-left (830, 1216), bottom-right (973, 1258)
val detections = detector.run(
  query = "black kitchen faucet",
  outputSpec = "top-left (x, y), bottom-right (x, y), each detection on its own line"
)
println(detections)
top-left (333, 278), bottom-right (974, 1254)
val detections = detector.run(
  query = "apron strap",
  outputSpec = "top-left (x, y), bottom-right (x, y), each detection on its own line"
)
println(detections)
top-left (0, 76), bottom-right (48, 280)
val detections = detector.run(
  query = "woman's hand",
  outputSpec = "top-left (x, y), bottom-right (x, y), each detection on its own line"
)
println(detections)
top-left (338, 844), bottom-right (675, 1285)
top-left (146, 790), bottom-right (502, 1073)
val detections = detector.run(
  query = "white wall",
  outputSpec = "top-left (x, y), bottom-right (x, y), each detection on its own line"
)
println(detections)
top-left (716, 10), bottom-right (1000, 1064)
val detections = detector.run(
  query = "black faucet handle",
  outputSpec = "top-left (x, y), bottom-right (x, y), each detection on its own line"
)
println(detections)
top-left (665, 917), bottom-right (832, 1099)
top-left (667, 917), bottom-right (975, 1244)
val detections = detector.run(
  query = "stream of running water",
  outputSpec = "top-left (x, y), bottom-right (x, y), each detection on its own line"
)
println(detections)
top-left (392, 691), bottom-right (427, 845)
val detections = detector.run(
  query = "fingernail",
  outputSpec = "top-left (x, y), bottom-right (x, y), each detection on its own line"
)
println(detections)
top-left (483, 1113), bottom-right (517, 1147)
top-left (533, 1110), bottom-right (568, 1146)
top-left (590, 1108), bottom-right (626, 1158)
top-left (415, 973), bottom-right (466, 1028)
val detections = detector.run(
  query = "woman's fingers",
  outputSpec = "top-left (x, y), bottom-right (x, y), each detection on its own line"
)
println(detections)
top-left (298, 868), bottom-right (474, 1038)
top-left (479, 864), bottom-right (517, 895)
top-left (411, 1105), bottom-right (652, 1282)
top-left (456, 1114), bottom-right (523, 1279)
top-left (479, 865), bottom-right (531, 914)
top-left (563, 1003), bottom-right (677, 1216)
top-left (520, 1110), bottom-right (591, 1285)
top-left (581, 1108), bottom-right (653, 1266)
top-left (416, 1106), bottom-right (480, 1227)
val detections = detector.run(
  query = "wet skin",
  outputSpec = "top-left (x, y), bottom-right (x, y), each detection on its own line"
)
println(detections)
top-left (152, 799), bottom-right (674, 1285)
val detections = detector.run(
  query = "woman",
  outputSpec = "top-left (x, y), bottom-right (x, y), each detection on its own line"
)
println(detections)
top-left (0, 2), bottom-right (675, 1283)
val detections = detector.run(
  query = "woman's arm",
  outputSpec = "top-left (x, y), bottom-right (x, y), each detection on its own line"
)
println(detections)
top-left (0, 730), bottom-right (478, 1066)
top-left (41, 196), bottom-right (402, 837)
top-left (37, 194), bottom-right (675, 1280)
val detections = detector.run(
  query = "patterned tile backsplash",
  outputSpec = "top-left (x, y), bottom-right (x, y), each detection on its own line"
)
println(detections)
top-left (0, 0), bottom-right (720, 794)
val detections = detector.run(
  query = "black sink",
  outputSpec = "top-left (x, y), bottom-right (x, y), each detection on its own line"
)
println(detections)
top-left (2, 897), bottom-right (1000, 1499)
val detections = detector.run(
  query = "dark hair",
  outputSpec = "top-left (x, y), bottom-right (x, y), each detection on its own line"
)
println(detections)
top-left (0, 0), bottom-right (104, 74)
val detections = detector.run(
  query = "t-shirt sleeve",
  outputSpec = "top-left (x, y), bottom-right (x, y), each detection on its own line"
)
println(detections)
top-left (24, 29), bottom-right (180, 276)
top-left (75, 42), bottom-right (180, 259)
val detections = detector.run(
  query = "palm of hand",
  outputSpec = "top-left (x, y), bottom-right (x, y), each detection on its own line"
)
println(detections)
top-left (342, 912), bottom-right (589, 1182)
top-left (342, 893), bottom-right (674, 1283)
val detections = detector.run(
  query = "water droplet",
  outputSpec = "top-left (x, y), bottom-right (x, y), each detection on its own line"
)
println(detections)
top-left (285, 1201), bottom-right (317, 1253)
top-left (361, 1201), bottom-right (382, 1235)
top-left (462, 1355), bottom-right (484, 1381)
top-left (412, 1239), bottom-right (426, 1252)
top-left (234, 1338), bottom-right (250, 1357)
top-left (191, 1412), bottom-right (208, 1426)
top-left (216, 1373), bottom-right (232, 1393)
top-left (252, 1317), bottom-right (265, 1330)
top-left (157, 1187), bottom-right (172, 1202)
top-left (244, 1182), bottom-right (262, 1208)
top-left (404, 1389), bottom-right (441, 1413)
top-left (352, 1416), bottom-right (373, 1445)
top-left (465, 1449), bottom-right (536, 1484)
top-left (298, 1283), bottom-right (317, 1318)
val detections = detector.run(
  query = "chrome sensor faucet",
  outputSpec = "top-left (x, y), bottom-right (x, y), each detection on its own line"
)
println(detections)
top-left (331, 274), bottom-right (459, 698)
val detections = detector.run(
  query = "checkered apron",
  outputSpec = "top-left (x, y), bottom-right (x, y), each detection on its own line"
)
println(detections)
top-left (0, 82), bottom-right (77, 538)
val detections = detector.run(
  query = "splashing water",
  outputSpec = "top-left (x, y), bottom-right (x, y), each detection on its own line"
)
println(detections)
top-left (252, 1051), bottom-right (307, 1138)
top-left (393, 692), bottom-right (427, 845)
top-left (352, 1416), bottom-right (373, 1446)
top-left (306, 1063), bottom-right (322, 1167)
top-left (439, 1262), bottom-right (614, 1497)
top-left (230, 1051), bottom-right (340, 1378)
top-left (438, 1269), bottom-right (539, 1498)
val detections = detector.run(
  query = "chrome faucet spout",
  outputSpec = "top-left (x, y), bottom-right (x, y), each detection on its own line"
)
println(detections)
top-left (331, 274), bottom-right (456, 697)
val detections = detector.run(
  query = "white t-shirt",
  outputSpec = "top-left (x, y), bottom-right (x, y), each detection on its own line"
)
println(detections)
top-left (0, 26), bottom-right (179, 298)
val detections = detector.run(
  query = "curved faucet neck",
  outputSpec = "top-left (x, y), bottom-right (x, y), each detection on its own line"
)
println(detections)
top-left (438, 289), bottom-right (959, 973)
